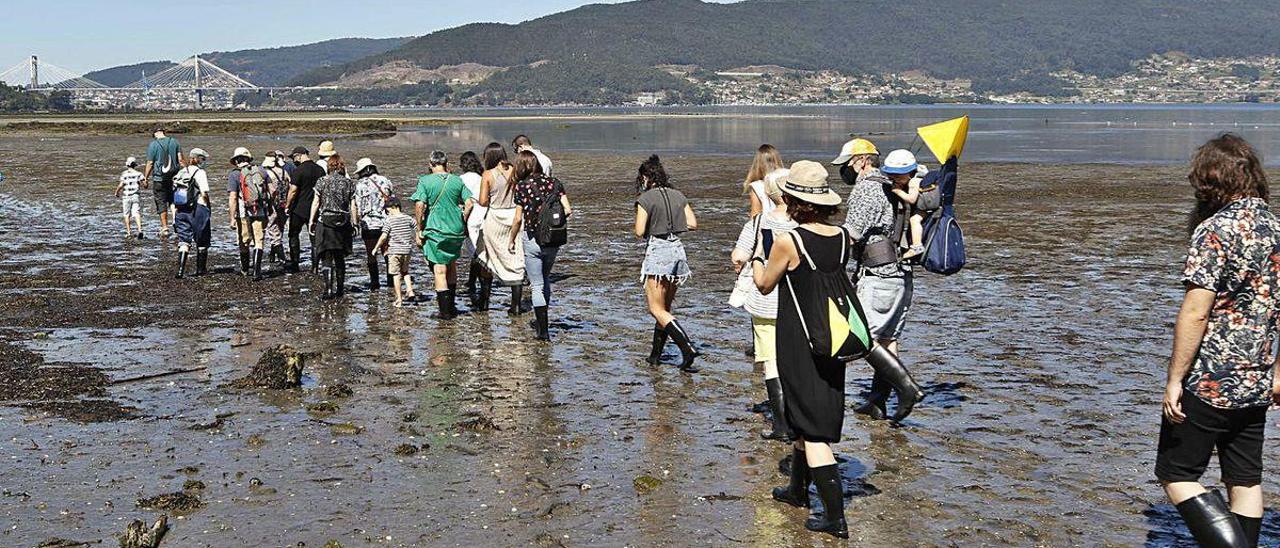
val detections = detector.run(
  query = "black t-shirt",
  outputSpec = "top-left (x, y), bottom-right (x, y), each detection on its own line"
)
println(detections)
top-left (289, 160), bottom-right (326, 218)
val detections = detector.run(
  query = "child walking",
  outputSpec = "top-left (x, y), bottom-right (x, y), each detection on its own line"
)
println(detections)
top-left (116, 157), bottom-right (145, 239)
top-left (376, 197), bottom-right (422, 308)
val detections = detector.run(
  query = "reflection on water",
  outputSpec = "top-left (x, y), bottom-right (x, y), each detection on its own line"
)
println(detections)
top-left (373, 104), bottom-right (1280, 165)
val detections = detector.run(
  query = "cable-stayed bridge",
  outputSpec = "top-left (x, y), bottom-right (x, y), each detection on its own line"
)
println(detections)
top-left (2, 55), bottom-right (336, 108)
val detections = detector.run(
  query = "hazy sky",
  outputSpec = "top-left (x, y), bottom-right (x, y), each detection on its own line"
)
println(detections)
top-left (0, 0), bottom-right (714, 74)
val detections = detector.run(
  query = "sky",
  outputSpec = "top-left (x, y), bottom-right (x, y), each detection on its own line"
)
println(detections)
top-left (0, 0), bottom-right (682, 75)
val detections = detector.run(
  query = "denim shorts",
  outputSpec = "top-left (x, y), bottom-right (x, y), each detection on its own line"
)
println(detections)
top-left (856, 271), bottom-right (913, 341)
top-left (640, 236), bottom-right (690, 284)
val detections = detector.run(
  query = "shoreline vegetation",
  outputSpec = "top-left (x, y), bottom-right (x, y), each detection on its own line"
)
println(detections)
top-left (0, 118), bottom-right (449, 135)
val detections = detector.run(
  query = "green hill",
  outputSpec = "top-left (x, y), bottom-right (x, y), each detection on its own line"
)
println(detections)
top-left (289, 0), bottom-right (1280, 95)
top-left (85, 37), bottom-right (413, 87)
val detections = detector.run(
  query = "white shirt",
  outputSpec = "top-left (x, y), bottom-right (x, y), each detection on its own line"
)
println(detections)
top-left (461, 171), bottom-right (485, 230)
top-left (530, 148), bottom-right (553, 177)
top-left (178, 164), bottom-right (211, 206)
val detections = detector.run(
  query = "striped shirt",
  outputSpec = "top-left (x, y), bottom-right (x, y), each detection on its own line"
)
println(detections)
top-left (119, 168), bottom-right (143, 196)
top-left (734, 211), bottom-right (798, 319)
top-left (383, 212), bottom-right (419, 256)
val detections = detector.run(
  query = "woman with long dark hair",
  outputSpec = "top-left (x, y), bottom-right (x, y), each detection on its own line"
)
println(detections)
top-left (459, 151), bottom-right (488, 306)
top-left (753, 161), bottom-right (924, 539)
top-left (478, 143), bottom-right (526, 314)
top-left (508, 150), bottom-right (571, 340)
top-left (309, 155), bottom-right (358, 299)
top-left (634, 155), bottom-right (700, 373)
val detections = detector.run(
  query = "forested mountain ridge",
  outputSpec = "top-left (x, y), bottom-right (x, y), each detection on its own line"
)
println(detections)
top-left (288, 0), bottom-right (1280, 92)
top-left (84, 37), bottom-right (413, 87)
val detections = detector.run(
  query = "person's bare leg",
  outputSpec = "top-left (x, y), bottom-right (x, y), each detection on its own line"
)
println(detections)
top-left (404, 275), bottom-right (416, 300)
top-left (646, 277), bottom-right (674, 327)
top-left (1227, 483), bottom-right (1263, 518)
top-left (392, 274), bottom-right (403, 307)
top-left (803, 441), bottom-right (836, 467)
top-left (879, 338), bottom-right (899, 355)
top-left (433, 264), bottom-right (449, 291)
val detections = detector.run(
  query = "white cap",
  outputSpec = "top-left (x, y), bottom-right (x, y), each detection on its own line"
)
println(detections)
top-left (125, 156), bottom-right (138, 167)
top-left (882, 149), bottom-right (918, 175)
top-left (231, 147), bottom-right (253, 161)
top-left (189, 148), bottom-right (208, 159)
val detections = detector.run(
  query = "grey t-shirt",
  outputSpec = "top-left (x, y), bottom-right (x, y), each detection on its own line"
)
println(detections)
top-left (637, 187), bottom-right (689, 237)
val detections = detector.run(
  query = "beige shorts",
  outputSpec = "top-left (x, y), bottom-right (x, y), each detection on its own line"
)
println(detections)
top-left (388, 254), bottom-right (412, 276)
top-left (752, 317), bottom-right (777, 363)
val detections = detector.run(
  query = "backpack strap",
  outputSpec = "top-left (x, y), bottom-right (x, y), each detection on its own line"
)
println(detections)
top-left (787, 229), bottom-right (818, 271)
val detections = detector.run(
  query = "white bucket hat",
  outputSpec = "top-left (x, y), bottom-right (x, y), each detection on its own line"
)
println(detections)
top-left (230, 147), bottom-right (253, 162)
top-left (882, 149), bottom-right (918, 175)
top-left (125, 156), bottom-right (138, 167)
top-left (355, 157), bottom-right (376, 175)
top-left (189, 148), bottom-right (208, 159)
top-left (317, 141), bottom-right (336, 158)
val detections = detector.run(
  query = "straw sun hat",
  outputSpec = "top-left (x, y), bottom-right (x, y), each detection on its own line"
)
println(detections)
top-left (780, 161), bottom-right (841, 206)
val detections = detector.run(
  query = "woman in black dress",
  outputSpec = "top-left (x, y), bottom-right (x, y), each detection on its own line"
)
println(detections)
top-left (309, 155), bottom-right (358, 299)
top-left (752, 161), bottom-right (924, 539)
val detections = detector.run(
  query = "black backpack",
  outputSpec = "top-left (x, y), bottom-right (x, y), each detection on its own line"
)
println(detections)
top-left (783, 227), bottom-right (874, 362)
top-left (534, 180), bottom-right (568, 248)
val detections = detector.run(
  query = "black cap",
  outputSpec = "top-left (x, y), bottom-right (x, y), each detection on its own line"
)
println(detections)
top-left (291, 146), bottom-right (309, 156)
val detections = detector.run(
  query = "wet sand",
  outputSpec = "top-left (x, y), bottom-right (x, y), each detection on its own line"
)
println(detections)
top-left (0, 133), bottom-right (1271, 547)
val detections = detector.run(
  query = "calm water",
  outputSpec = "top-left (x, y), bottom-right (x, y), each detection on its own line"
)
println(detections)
top-left (372, 104), bottom-right (1280, 165)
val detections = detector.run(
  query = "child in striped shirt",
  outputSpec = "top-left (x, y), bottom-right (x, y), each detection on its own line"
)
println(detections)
top-left (375, 197), bottom-right (422, 307)
top-left (115, 157), bottom-right (145, 239)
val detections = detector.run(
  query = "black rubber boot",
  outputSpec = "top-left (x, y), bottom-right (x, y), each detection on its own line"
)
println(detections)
top-left (477, 278), bottom-right (492, 311)
top-left (865, 345), bottom-right (925, 423)
top-left (508, 286), bottom-right (523, 316)
top-left (663, 319), bottom-right (700, 373)
top-left (751, 399), bottom-right (770, 413)
top-left (1233, 513), bottom-right (1261, 547)
top-left (645, 324), bottom-right (668, 365)
top-left (436, 290), bottom-right (456, 320)
top-left (762, 378), bottom-right (790, 441)
top-left (772, 447), bottom-right (810, 508)
top-left (367, 258), bottom-right (380, 290)
top-left (253, 249), bottom-right (264, 281)
top-left (239, 247), bottom-right (251, 276)
top-left (853, 373), bottom-right (890, 420)
top-left (270, 244), bottom-right (285, 264)
top-left (195, 249), bottom-right (208, 276)
top-left (805, 464), bottom-right (849, 539)
top-left (334, 257), bottom-right (346, 297)
top-left (533, 306), bottom-right (551, 341)
top-left (322, 265), bottom-right (335, 300)
top-left (465, 261), bottom-right (479, 303)
top-left (175, 251), bottom-right (189, 279)
top-left (1175, 491), bottom-right (1249, 548)
top-left (287, 240), bottom-right (301, 273)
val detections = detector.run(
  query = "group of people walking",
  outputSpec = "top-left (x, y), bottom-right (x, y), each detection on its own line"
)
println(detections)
top-left (121, 129), bottom-right (571, 340)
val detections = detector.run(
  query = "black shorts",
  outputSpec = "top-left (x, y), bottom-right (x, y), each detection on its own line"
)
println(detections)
top-left (152, 177), bottom-right (174, 213)
top-left (1155, 392), bottom-right (1266, 486)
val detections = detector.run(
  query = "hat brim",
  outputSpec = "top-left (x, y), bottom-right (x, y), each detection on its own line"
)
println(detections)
top-left (881, 163), bottom-right (917, 175)
top-left (831, 154), bottom-right (853, 165)
top-left (782, 184), bottom-right (843, 207)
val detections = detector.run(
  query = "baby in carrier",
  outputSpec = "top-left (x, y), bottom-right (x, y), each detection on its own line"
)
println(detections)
top-left (882, 149), bottom-right (938, 260)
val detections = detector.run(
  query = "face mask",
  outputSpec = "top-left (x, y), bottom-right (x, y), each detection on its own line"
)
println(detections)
top-left (840, 164), bottom-right (858, 185)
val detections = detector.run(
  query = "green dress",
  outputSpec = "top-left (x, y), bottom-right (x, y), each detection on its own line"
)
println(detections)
top-left (411, 173), bottom-right (473, 264)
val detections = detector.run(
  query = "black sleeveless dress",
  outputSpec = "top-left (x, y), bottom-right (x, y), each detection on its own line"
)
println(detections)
top-left (777, 227), bottom-right (851, 443)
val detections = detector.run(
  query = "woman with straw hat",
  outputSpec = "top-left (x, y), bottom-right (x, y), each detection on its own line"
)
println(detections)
top-left (752, 160), bottom-right (925, 539)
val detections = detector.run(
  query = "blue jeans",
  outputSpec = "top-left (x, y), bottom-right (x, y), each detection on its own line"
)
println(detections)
top-left (523, 237), bottom-right (559, 308)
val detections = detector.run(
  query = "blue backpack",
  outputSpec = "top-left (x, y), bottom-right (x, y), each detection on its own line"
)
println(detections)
top-left (920, 158), bottom-right (966, 275)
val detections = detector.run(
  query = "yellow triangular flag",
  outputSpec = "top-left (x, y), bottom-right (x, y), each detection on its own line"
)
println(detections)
top-left (917, 115), bottom-right (969, 164)
top-left (828, 299), bottom-right (850, 356)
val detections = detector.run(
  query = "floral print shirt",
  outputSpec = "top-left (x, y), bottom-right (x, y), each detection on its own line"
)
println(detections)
top-left (1183, 197), bottom-right (1280, 409)
top-left (513, 174), bottom-right (566, 237)
top-left (355, 174), bottom-right (394, 230)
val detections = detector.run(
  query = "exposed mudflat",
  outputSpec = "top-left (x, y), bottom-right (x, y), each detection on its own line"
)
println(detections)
top-left (0, 132), bottom-right (1274, 547)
